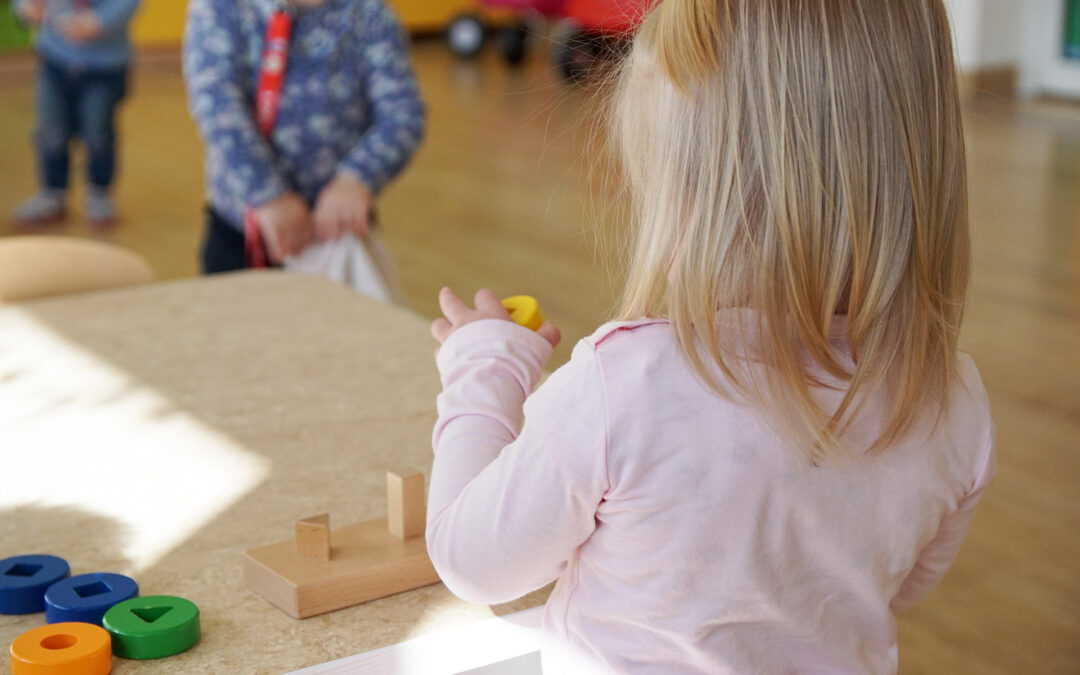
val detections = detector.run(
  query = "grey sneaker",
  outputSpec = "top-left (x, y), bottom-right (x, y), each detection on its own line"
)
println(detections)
top-left (86, 188), bottom-right (117, 228)
top-left (13, 190), bottom-right (66, 225)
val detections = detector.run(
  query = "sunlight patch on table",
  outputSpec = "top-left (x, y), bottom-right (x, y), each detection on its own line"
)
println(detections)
top-left (0, 309), bottom-right (269, 572)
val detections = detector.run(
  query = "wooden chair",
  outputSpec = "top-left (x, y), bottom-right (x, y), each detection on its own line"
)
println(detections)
top-left (0, 236), bottom-right (154, 305)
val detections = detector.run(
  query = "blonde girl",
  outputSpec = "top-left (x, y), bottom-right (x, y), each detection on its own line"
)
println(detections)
top-left (428, 1), bottom-right (995, 672)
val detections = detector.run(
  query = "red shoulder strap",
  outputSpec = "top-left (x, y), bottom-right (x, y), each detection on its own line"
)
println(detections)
top-left (255, 10), bottom-right (293, 138)
top-left (246, 8), bottom-right (294, 269)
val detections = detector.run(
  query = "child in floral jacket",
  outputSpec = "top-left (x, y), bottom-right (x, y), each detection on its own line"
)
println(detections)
top-left (183, 0), bottom-right (425, 272)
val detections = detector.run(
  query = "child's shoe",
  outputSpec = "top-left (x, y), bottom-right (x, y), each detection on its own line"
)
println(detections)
top-left (13, 190), bottom-right (66, 225)
top-left (86, 188), bottom-right (117, 228)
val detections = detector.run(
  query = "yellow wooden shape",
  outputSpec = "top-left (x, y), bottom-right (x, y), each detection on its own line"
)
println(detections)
top-left (502, 295), bottom-right (544, 331)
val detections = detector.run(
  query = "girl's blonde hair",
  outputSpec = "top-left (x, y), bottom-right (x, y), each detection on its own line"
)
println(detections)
top-left (612, 0), bottom-right (970, 460)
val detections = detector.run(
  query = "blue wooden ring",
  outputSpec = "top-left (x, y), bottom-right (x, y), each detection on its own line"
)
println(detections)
top-left (0, 554), bottom-right (70, 615)
top-left (44, 573), bottom-right (139, 626)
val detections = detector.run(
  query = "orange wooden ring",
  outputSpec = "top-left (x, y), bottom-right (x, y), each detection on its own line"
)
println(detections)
top-left (10, 622), bottom-right (111, 675)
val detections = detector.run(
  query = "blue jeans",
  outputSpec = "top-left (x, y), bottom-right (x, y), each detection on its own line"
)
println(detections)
top-left (34, 58), bottom-right (128, 191)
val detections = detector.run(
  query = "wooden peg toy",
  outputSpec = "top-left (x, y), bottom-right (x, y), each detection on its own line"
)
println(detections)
top-left (387, 468), bottom-right (425, 541)
top-left (0, 554), bottom-right (70, 615)
top-left (501, 295), bottom-right (544, 331)
top-left (10, 622), bottom-right (112, 675)
top-left (44, 573), bottom-right (139, 626)
top-left (242, 467), bottom-right (440, 619)
top-left (295, 513), bottom-right (332, 560)
top-left (103, 595), bottom-right (201, 660)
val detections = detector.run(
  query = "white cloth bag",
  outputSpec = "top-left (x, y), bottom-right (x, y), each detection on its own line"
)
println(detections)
top-left (284, 232), bottom-right (407, 305)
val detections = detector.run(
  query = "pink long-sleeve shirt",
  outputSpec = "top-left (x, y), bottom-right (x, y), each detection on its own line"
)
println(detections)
top-left (429, 314), bottom-right (995, 674)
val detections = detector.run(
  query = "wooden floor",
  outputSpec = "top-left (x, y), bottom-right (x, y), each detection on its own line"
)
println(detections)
top-left (1, 42), bottom-right (1078, 673)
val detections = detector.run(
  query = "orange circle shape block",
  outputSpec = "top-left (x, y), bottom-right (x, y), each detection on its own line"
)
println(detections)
top-left (10, 622), bottom-right (112, 675)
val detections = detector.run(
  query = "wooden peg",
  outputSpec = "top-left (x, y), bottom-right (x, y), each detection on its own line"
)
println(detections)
top-left (294, 514), bottom-right (331, 560)
top-left (387, 469), bottom-right (425, 541)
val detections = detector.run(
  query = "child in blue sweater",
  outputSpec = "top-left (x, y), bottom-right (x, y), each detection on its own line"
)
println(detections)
top-left (13, 0), bottom-right (140, 227)
top-left (183, 0), bottom-right (425, 272)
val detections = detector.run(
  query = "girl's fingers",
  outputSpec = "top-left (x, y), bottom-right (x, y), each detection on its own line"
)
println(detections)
top-left (330, 205), bottom-right (346, 241)
top-left (338, 210), bottom-right (351, 241)
top-left (261, 226), bottom-right (284, 263)
top-left (537, 321), bottom-right (561, 349)
top-left (435, 287), bottom-right (558, 348)
top-left (313, 218), bottom-right (329, 242)
top-left (474, 288), bottom-right (507, 316)
top-left (312, 204), bottom-right (332, 242)
top-left (342, 204), bottom-right (358, 239)
top-left (352, 208), bottom-right (370, 238)
top-left (431, 317), bottom-right (453, 343)
top-left (438, 286), bottom-right (470, 323)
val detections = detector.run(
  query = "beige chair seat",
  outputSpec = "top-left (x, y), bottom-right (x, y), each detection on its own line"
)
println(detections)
top-left (0, 236), bottom-right (154, 304)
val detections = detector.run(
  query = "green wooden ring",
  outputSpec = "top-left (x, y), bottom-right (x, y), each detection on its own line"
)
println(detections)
top-left (102, 595), bottom-right (200, 659)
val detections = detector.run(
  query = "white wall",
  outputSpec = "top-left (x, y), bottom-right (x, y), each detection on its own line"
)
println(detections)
top-left (945, 0), bottom-right (985, 70)
top-left (945, 0), bottom-right (1080, 99)
top-left (1019, 0), bottom-right (1080, 98)
top-left (978, 0), bottom-right (1023, 67)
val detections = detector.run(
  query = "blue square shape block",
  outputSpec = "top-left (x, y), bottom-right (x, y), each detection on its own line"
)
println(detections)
top-left (0, 555), bottom-right (71, 615)
top-left (44, 572), bottom-right (139, 625)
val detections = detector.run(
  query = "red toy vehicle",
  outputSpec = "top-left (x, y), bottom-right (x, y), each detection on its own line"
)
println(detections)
top-left (446, 0), bottom-right (650, 81)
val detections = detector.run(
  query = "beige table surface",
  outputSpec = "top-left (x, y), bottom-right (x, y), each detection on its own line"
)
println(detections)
top-left (0, 271), bottom-right (545, 674)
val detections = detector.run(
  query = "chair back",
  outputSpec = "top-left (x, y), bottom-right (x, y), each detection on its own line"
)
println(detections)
top-left (0, 236), bottom-right (154, 305)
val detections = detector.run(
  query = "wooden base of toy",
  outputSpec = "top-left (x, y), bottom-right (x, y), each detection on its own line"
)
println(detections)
top-left (243, 517), bottom-right (440, 619)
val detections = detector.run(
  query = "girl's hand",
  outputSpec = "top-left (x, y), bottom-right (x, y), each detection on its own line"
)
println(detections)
top-left (255, 191), bottom-right (314, 262)
top-left (431, 287), bottom-right (561, 348)
top-left (16, 0), bottom-right (46, 25)
top-left (57, 9), bottom-right (102, 43)
top-left (313, 173), bottom-right (373, 242)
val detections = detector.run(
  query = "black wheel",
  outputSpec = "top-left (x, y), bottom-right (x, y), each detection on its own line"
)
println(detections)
top-left (496, 21), bottom-right (529, 66)
top-left (552, 25), bottom-right (602, 83)
top-left (446, 14), bottom-right (486, 58)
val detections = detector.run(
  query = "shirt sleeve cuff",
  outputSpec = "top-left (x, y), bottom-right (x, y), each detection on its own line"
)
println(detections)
top-left (337, 157), bottom-right (388, 195)
top-left (436, 319), bottom-right (554, 390)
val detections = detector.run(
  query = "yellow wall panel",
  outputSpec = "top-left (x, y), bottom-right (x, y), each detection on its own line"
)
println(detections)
top-left (127, 0), bottom-right (482, 48)
top-left (130, 0), bottom-right (186, 47)
top-left (389, 0), bottom-right (508, 31)
top-left (389, 0), bottom-right (476, 31)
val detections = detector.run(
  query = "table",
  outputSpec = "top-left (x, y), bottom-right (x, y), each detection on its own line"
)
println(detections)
top-left (0, 271), bottom-right (545, 673)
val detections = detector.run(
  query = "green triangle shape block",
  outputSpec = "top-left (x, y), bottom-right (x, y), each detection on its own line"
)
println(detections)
top-left (131, 606), bottom-right (172, 624)
top-left (103, 595), bottom-right (200, 659)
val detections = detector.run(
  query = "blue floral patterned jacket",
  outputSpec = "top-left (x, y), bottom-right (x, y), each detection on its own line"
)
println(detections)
top-left (182, 0), bottom-right (425, 230)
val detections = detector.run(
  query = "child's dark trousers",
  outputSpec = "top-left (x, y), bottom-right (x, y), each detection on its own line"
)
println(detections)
top-left (35, 57), bottom-right (128, 191)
